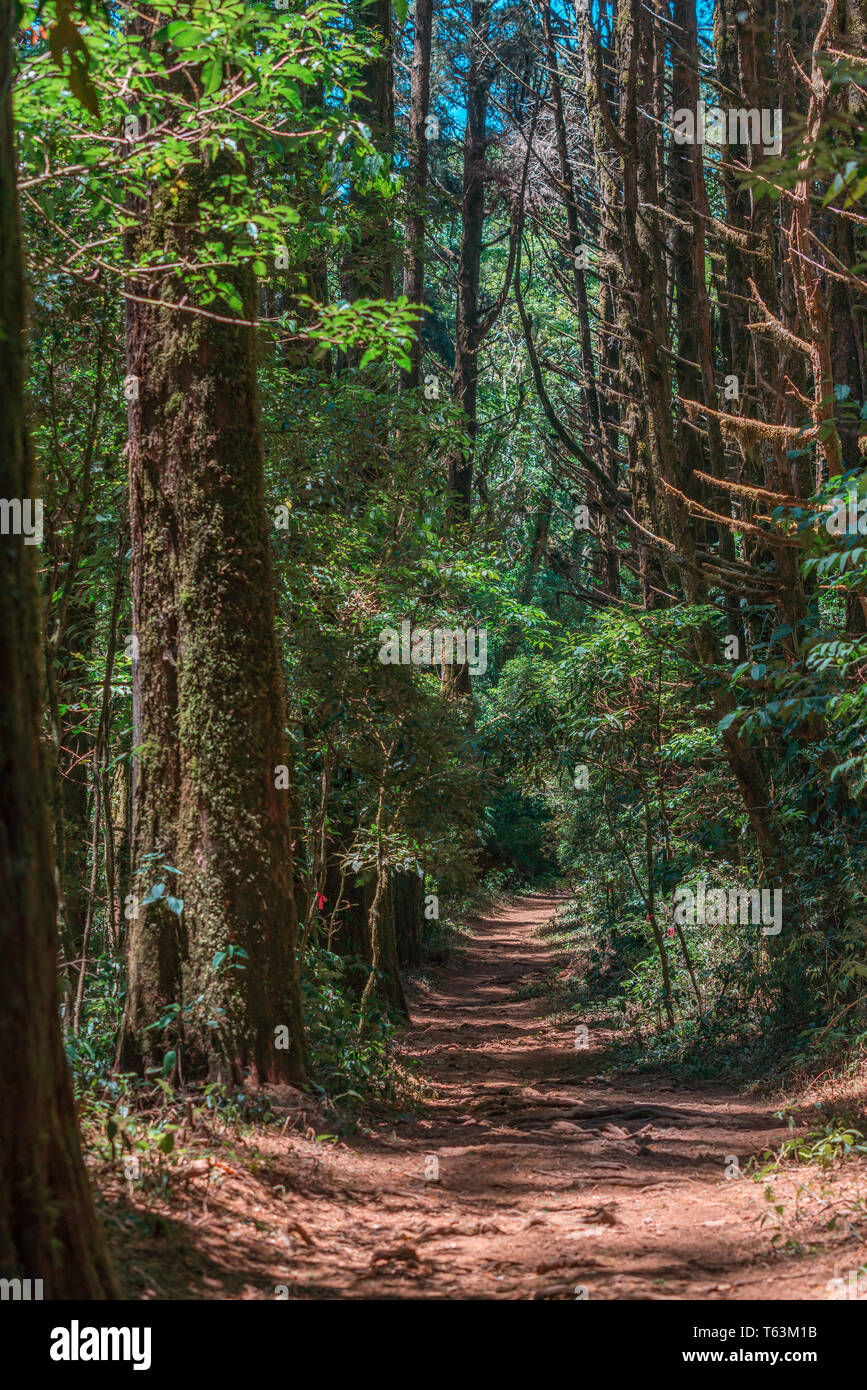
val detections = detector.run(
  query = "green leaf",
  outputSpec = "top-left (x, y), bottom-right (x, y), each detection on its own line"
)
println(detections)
top-left (153, 21), bottom-right (206, 48)
top-left (67, 56), bottom-right (100, 118)
top-left (202, 58), bottom-right (223, 95)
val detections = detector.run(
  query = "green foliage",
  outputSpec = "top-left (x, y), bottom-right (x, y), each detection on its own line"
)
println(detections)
top-left (17, 0), bottom-right (417, 364)
top-left (757, 1117), bottom-right (867, 1174)
top-left (27, 0), bottom-right (867, 1134)
top-left (302, 946), bottom-right (418, 1121)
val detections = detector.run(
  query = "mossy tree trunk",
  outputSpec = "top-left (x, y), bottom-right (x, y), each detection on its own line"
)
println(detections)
top-left (121, 106), bottom-right (306, 1085)
top-left (0, 0), bottom-right (118, 1295)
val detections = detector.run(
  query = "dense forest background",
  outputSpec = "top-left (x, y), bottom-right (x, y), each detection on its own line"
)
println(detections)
top-left (1, 0), bottom-right (866, 1300)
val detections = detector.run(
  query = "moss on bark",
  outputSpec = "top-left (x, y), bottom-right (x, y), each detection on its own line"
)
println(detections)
top-left (122, 132), bottom-right (306, 1084)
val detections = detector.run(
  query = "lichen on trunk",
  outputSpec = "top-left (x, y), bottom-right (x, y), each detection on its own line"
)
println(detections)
top-left (122, 136), bottom-right (306, 1086)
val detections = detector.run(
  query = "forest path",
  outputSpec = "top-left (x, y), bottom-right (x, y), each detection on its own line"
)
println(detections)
top-left (111, 893), bottom-right (858, 1300)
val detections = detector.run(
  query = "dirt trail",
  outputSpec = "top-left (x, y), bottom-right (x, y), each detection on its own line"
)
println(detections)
top-left (110, 893), bottom-right (864, 1299)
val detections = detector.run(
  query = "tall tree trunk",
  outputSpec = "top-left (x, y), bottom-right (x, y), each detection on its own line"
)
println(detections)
top-left (344, 0), bottom-right (395, 311)
top-left (50, 593), bottom-right (95, 964)
top-left (0, 0), bottom-right (118, 1295)
top-left (402, 0), bottom-right (434, 388)
top-left (121, 79), bottom-right (306, 1084)
top-left (585, 0), bottom-right (783, 866)
top-left (447, 0), bottom-right (491, 515)
top-left (392, 869), bottom-right (423, 968)
top-left (581, 0), bottom-right (670, 605)
top-left (614, 0), bottom-right (689, 598)
top-left (360, 754), bottom-right (409, 1018)
top-left (542, 1), bottom-right (618, 597)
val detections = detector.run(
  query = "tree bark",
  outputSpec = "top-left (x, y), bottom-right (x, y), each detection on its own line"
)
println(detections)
top-left (402, 0), bottom-right (433, 388)
top-left (121, 52), bottom-right (306, 1084)
top-left (542, 1), bottom-right (618, 597)
top-left (392, 870), bottom-right (423, 968)
top-left (447, 0), bottom-right (491, 515)
top-left (0, 0), bottom-right (118, 1295)
top-left (343, 0), bottom-right (395, 310)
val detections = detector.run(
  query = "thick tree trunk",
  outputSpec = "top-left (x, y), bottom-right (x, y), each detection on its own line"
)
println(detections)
top-left (0, 0), bottom-right (118, 1295)
top-left (392, 870), bottom-right (423, 968)
top-left (122, 120), bottom-right (306, 1085)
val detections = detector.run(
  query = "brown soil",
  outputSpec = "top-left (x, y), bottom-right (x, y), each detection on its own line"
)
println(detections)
top-left (104, 893), bottom-right (867, 1300)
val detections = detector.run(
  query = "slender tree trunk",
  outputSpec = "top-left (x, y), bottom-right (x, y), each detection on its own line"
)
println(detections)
top-left (344, 0), bottom-right (395, 311)
top-left (591, 0), bottom-right (784, 866)
top-left (447, 0), bottom-right (491, 515)
top-left (50, 594), bottom-right (94, 965)
top-left (582, 0), bottom-right (670, 605)
top-left (360, 753), bottom-right (409, 1018)
top-left (542, 1), bottom-right (618, 597)
top-left (402, 0), bottom-right (433, 388)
